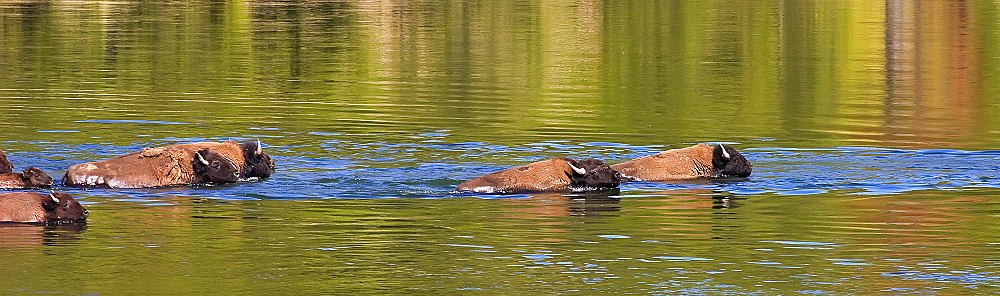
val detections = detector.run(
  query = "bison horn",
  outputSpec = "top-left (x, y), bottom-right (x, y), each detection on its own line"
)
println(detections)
top-left (719, 144), bottom-right (731, 160)
top-left (566, 161), bottom-right (587, 175)
top-left (196, 152), bottom-right (210, 166)
top-left (256, 139), bottom-right (263, 155)
top-left (48, 193), bottom-right (60, 203)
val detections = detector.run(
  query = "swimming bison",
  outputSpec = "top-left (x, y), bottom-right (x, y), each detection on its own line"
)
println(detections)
top-left (0, 192), bottom-right (89, 224)
top-left (0, 167), bottom-right (55, 189)
top-left (162, 141), bottom-right (275, 180)
top-left (63, 141), bottom-right (275, 188)
top-left (610, 143), bottom-right (752, 181)
top-left (456, 157), bottom-right (622, 194)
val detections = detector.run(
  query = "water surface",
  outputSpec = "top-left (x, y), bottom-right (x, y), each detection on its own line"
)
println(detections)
top-left (2, 0), bottom-right (1000, 294)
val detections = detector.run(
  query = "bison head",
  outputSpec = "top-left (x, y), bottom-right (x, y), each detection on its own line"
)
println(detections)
top-left (712, 144), bottom-right (752, 178)
top-left (42, 192), bottom-right (89, 223)
top-left (565, 158), bottom-right (622, 191)
top-left (193, 149), bottom-right (239, 184)
top-left (239, 141), bottom-right (275, 179)
top-left (0, 150), bottom-right (12, 174)
top-left (22, 167), bottom-right (54, 188)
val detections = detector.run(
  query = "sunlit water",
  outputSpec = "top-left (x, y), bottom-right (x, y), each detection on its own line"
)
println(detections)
top-left (3, 0), bottom-right (1000, 295)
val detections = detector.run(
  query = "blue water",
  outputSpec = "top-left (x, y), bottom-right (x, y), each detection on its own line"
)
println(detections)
top-left (5, 136), bottom-right (999, 201)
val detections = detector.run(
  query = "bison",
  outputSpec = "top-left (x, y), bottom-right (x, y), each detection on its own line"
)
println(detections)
top-left (456, 157), bottom-right (622, 194)
top-left (610, 143), bottom-right (752, 181)
top-left (63, 145), bottom-right (243, 188)
top-left (162, 141), bottom-right (275, 180)
top-left (0, 192), bottom-right (89, 224)
top-left (0, 150), bottom-right (12, 174)
top-left (0, 167), bottom-right (54, 189)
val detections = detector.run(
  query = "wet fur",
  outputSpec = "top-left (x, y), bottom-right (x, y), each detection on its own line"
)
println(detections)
top-left (456, 157), bottom-right (622, 194)
top-left (567, 158), bottom-right (622, 191)
top-left (611, 144), bottom-right (752, 181)
top-left (712, 144), bottom-right (753, 178)
top-left (0, 192), bottom-right (88, 224)
top-left (239, 141), bottom-right (276, 179)
top-left (166, 141), bottom-right (275, 180)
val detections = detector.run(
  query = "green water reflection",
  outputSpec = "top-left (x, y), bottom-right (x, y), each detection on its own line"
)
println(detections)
top-left (2, 0), bottom-right (998, 149)
top-left (3, 190), bottom-right (1000, 294)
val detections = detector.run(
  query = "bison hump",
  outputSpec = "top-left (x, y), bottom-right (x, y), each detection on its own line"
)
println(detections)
top-left (139, 147), bottom-right (167, 157)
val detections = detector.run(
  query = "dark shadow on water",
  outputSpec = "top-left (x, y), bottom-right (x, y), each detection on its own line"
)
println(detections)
top-left (0, 222), bottom-right (87, 248)
top-left (567, 189), bottom-right (622, 217)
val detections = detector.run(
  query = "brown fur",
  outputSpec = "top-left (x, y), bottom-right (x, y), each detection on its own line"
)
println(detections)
top-left (0, 168), bottom-right (54, 189)
top-left (0, 192), bottom-right (88, 224)
top-left (165, 141), bottom-right (275, 179)
top-left (0, 150), bottom-right (12, 174)
top-left (611, 144), bottom-right (752, 181)
top-left (64, 147), bottom-right (197, 188)
top-left (63, 145), bottom-right (238, 188)
top-left (457, 157), bottom-right (621, 194)
top-left (166, 142), bottom-right (247, 169)
top-left (457, 158), bottom-right (578, 193)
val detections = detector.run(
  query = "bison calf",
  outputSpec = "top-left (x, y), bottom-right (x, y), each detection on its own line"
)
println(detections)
top-left (0, 192), bottom-right (88, 224)
top-left (610, 143), bottom-right (752, 181)
top-left (457, 157), bottom-right (622, 194)
top-left (0, 167), bottom-right (54, 189)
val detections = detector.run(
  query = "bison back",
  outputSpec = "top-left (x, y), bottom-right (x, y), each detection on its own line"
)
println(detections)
top-left (63, 148), bottom-right (198, 188)
top-left (457, 158), bottom-right (575, 193)
top-left (610, 144), bottom-right (717, 181)
top-left (0, 192), bottom-right (48, 223)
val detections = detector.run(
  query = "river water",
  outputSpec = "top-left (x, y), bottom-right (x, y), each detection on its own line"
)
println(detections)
top-left (2, 0), bottom-right (1000, 294)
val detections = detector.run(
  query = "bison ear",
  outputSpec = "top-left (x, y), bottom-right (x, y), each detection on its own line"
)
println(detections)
top-left (43, 193), bottom-right (60, 210)
top-left (566, 161), bottom-right (587, 175)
